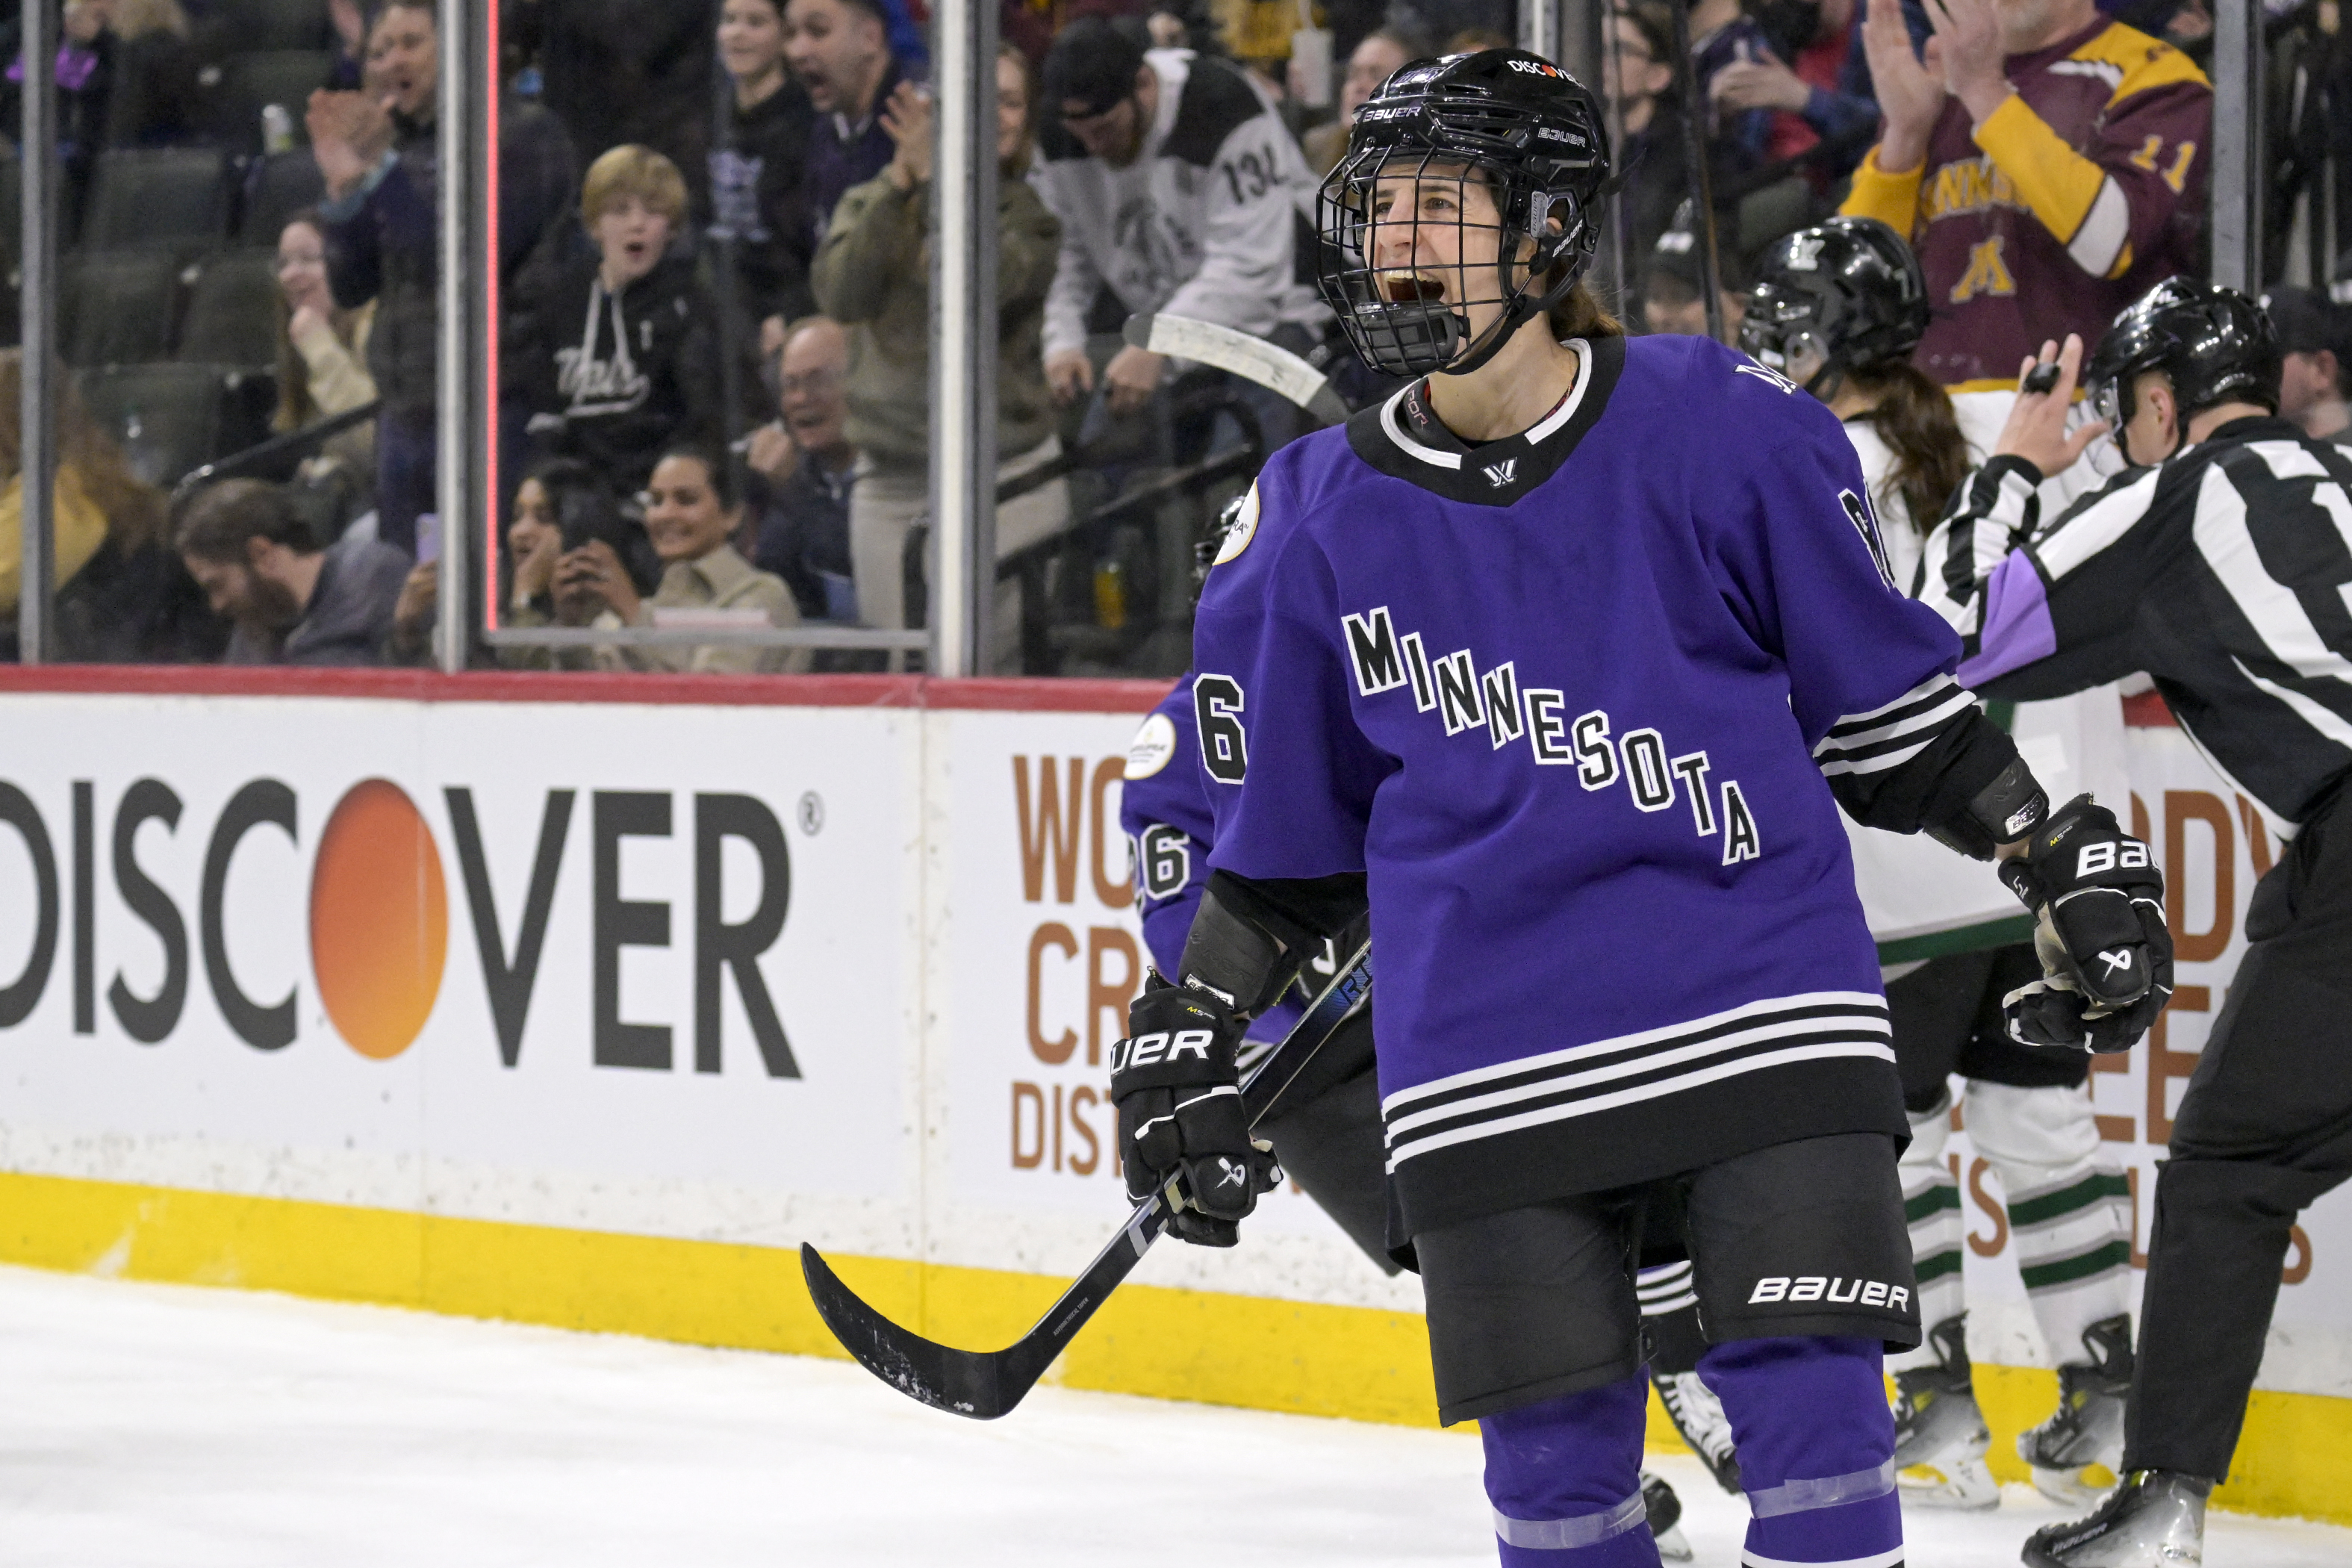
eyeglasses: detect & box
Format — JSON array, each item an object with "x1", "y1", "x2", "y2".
[{"x1": 779, "y1": 369, "x2": 842, "y2": 398}]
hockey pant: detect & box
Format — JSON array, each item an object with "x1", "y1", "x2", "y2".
[
  {"x1": 1482, "y1": 1339, "x2": 1900, "y2": 1568},
  {"x1": 2126, "y1": 785, "x2": 2352, "y2": 1481},
  {"x1": 1894, "y1": 1081, "x2": 2132, "y2": 1372}
]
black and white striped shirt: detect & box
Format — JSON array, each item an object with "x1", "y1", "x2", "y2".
[{"x1": 1920, "y1": 417, "x2": 2352, "y2": 827}]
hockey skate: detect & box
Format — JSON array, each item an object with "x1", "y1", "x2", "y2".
[
  {"x1": 1891, "y1": 1314, "x2": 1999, "y2": 1511},
  {"x1": 1640, "y1": 1470, "x2": 1692, "y2": 1563},
  {"x1": 2019, "y1": 1313, "x2": 2133, "y2": 1505},
  {"x1": 1651, "y1": 1369, "x2": 1740, "y2": 1493},
  {"x1": 2022, "y1": 1468, "x2": 2209, "y2": 1566}
]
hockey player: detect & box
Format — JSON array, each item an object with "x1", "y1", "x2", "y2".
[
  {"x1": 1743, "y1": 217, "x2": 2141, "y2": 1511},
  {"x1": 1121, "y1": 670, "x2": 1722, "y2": 1560},
  {"x1": 1843, "y1": 0, "x2": 2208, "y2": 476},
  {"x1": 1916, "y1": 281, "x2": 2352, "y2": 1568},
  {"x1": 1109, "y1": 49, "x2": 2170, "y2": 1568}
]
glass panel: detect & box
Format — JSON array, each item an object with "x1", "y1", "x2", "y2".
[
  {"x1": 481, "y1": 0, "x2": 931, "y2": 674},
  {"x1": 0, "y1": 1, "x2": 2284, "y2": 671}
]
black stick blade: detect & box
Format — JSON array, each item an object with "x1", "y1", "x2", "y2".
[{"x1": 800, "y1": 1243, "x2": 1013, "y2": 1419}]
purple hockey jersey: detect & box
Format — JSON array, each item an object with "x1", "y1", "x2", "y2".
[
  {"x1": 1119, "y1": 676, "x2": 1306, "y2": 1043},
  {"x1": 1192, "y1": 333, "x2": 1970, "y2": 1234}
]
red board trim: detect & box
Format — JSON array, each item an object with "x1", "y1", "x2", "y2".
[
  {"x1": 2121, "y1": 689, "x2": 2179, "y2": 728},
  {"x1": 0, "y1": 666, "x2": 1175, "y2": 715}
]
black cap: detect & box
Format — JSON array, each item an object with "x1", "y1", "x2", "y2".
[
  {"x1": 1043, "y1": 16, "x2": 1148, "y2": 119},
  {"x1": 2262, "y1": 286, "x2": 2346, "y2": 359},
  {"x1": 1644, "y1": 219, "x2": 1746, "y2": 295}
]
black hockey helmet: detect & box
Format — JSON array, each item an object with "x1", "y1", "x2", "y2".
[
  {"x1": 1739, "y1": 216, "x2": 1928, "y2": 398},
  {"x1": 2084, "y1": 278, "x2": 2280, "y2": 454},
  {"x1": 1315, "y1": 49, "x2": 1611, "y2": 379}
]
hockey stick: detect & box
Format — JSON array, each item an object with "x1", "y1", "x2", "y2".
[
  {"x1": 1123, "y1": 311, "x2": 1354, "y2": 425},
  {"x1": 801, "y1": 933, "x2": 1374, "y2": 1419}
]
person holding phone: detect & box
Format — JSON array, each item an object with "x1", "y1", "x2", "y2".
[{"x1": 553, "y1": 447, "x2": 806, "y2": 675}]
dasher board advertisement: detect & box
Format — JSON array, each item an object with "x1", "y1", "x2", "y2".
[{"x1": 0, "y1": 692, "x2": 925, "y2": 1258}]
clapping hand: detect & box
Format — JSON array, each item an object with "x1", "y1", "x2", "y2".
[
  {"x1": 1858, "y1": 0, "x2": 1947, "y2": 173},
  {"x1": 306, "y1": 87, "x2": 395, "y2": 199},
  {"x1": 880, "y1": 81, "x2": 936, "y2": 190},
  {"x1": 1922, "y1": 0, "x2": 2012, "y2": 125}
]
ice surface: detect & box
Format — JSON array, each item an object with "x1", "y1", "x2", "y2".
[{"x1": 0, "y1": 1263, "x2": 2345, "y2": 1567}]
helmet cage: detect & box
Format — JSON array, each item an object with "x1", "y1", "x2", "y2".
[
  {"x1": 1316, "y1": 142, "x2": 1596, "y2": 379},
  {"x1": 1737, "y1": 280, "x2": 1838, "y2": 391}
]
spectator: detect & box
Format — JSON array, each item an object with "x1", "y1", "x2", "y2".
[
  {"x1": 1641, "y1": 220, "x2": 1750, "y2": 342},
  {"x1": 784, "y1": 0, "x2": 909, "y2": 269},
  {"x1": 536, "y1": 0, "x2": 718, "y2": 201},
  {"x1": 388, "y1": 456, "x2": 656, "y2": 665},
  {"x1": 274, "y1": 211, "x2": 379, "y2": 490},
  {"x1": 1608, "y1": 3, "x2": 1702, "y2": 290},
  {"x1": 86, "y1": 0, "x2": 200, "y2": 149},
  {"x1": 308, "y1": 0, "x2": 441, "y2": 556},
  {"x1": 814, "y1": 45, "x2": 1068, "y2": 659},
  {"x1": 175, "y1": 478, "x2": 409, "y2": 667},
  {"x1": 523, "y1": 145, "x2": 738, "y2": 499},
  {"x1": 22, "y1": 0, "x2": 199, "y2": 232},
  {"x1": 1709, "y1": 0, "x2": 1879, "y2": 181},
  {"x1": 552, "y1": 446, "x2": 809, "y2": 674},
  {"x1": 1035, "y1": 17, "x2": 1326, "y2": 421},
  {"x1": 709, "y1": 0, "x2": 819, "y2": 345},
  {"x1": 0, "y1": 349, "x2": 219, "y2": 662},
  {"x1": 2265, "y1": 286, "x2": 2352, "y2": 447},
  {"x1": 1301, "y1": 24, "x2": 1432, "y2": 175},
  {"x1": 1684, "y1": 0, "x2": 1779, "y2": 169},
  {"x1": 1844, "y1": 0, "x2": 2209, "y2": 452},
  {"x1": 744, "y1": 317, "x2": 859, "y2": 623}
]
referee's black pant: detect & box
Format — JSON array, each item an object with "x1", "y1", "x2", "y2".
[{"x1": 2125, "y1": 782, "x2": 2352, "y2": 1482}]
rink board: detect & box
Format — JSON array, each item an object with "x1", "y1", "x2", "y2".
[{"x1": 0, "y1": 670, "x2": 2346, "y2": 1524}]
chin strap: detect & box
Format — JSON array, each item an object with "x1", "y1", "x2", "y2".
[{"x1": 1440, "y1": 246, "x2": 1590, "y2": 379}]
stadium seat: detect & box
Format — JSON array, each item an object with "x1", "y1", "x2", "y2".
[
  {"x1": 60, "y1": 250, "x2": 185, "y2": 366},
  {"x1": 194, "y1": 0, "x2": 335, "y2": 57},
  {"x1": 206, "y1": 51, "x2": 336, "y2": 157},
  {"x1": 81, "y1": 149, "x2": 231, "y2": 251},
  {"x1": 178, "y1": 250, "x2": 283, "y2": 370},
  {"x1": 77, "y1": 364, "x2": 230, "y2": 490},
  {"x1": 240, "y1": 150, "x2": 326, "y2": 245}
]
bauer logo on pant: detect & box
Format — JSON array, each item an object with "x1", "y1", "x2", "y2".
[{"x1": 1748, "y1": 1276, "x2": 1911, "y2": 1310}]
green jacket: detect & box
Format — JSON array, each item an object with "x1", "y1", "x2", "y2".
[{"x1": 812, "y1": 169, "x2": 1062, "y2": 469}]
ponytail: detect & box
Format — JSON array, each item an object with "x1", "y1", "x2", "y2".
[
  {"x1": 1850, "y1": 361, "x2": 1969, "y2": 535},
  {"x1": 1546, "y1": 277, "x2": 1624, "y2": 343}
]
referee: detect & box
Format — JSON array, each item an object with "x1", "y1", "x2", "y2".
[{"x1": 1917, "y1": 279, "x2": 2352, "y2": 1568}]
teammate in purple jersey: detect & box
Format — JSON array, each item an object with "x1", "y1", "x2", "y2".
[{"x1": 1103, "y1": 49, "x2": 2173, "y2": 1568}]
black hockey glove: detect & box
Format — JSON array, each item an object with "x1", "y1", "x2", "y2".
[
  {"x1": 1997, "y1": 796, "x2": 2172, "y2": 1053},
  {"x1": 1111, "y1": 974, "x2": 1281, "y2": 1246}
]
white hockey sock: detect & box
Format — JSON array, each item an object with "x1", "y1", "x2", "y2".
[
  {"x1": 1967, "y1": 1080, "x2": 2133, "y2": 1364},
  {"x1": 1888, "y1": 1089, "x2": 1964, "y2": 1373}
]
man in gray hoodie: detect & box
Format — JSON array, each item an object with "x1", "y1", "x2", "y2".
[{"x1": 176, "y1": 480, "x2": 410, "y2": 667}]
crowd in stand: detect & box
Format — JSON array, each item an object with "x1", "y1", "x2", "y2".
[{"x1": 0, "y1": 0, "x2": 2325, "y2": 678}]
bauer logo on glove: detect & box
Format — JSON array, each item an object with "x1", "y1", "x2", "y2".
[
  {"x1": 1996, "y1": 796, "x2": 2173, "y2": 1053},
  {"x1": 1110, "y1": 974, "x2": 1282, "y2": 1247}
]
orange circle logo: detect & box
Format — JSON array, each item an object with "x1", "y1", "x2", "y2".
[{"x1": 309, "y1": 780, "x2": 448, "y2": 1061}]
